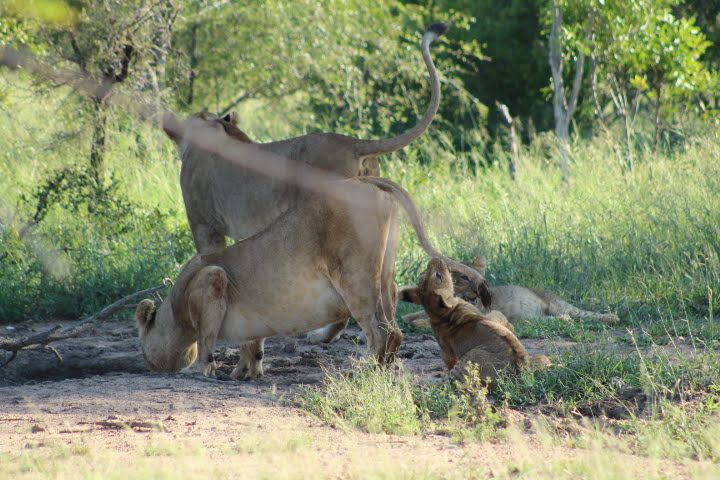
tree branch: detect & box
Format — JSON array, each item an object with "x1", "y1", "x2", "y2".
[
  {"x1": 549, "y1": 0, "x2": 567, "y2": 117},
  {"x1": 218, "y1": 92, "x2": 253, "y2": 117},
  {"x1": 0, "y1": 284, "x2": 165, "y2": 366},
  {"x1": 567, "y1": 10, "x2": 594, "y2": 119}
]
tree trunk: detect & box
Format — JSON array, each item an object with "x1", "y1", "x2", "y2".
[
  {"x1": 497, "y1": 103, "x2": 519, "y2": 180},
  {"x1": 89, "y1": 99, "x2": 107, "y2": 189},
  {"x1": 654, "y1": 83, "x2": 662, "y2": 151},
  {"x1": 555, "y1": 118, "x2": 570, "y2": 182},
  {"x1": 186, "y1": 22, "x2": 199, "y2": 107},
  {"x1": 548, "y1": 1, "x2": 591, "y2": 185}
]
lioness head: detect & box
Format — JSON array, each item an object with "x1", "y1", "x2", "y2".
[
  {"x1": 135, "y1": 299, "x2": 197, "y2": 372},
  {"x1": 451, "y1": 255, "x2": 488, "y2": 304},
  {"x1": 188, "y1": 111, "x2": 253, "y2": 143}
]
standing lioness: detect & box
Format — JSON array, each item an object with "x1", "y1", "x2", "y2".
[{"x1": 136, "y1": 179, "x2": 490, "y2": 378}]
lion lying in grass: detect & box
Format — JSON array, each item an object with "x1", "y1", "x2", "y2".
[
  {"x1": 400, "y1": 258, "x2": 550, "y2": 384},
  {"x1": 404, "y1": 256, "x2": 619, "y2": 329}
]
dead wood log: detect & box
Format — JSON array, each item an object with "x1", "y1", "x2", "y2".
[{"x1": 0, "y1": 284, "x2": 165, "y2": 367}]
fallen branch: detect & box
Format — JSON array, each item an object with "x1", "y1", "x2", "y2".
[{"x1": 0, "y1": 284, "x2": 165, "y2": 366}]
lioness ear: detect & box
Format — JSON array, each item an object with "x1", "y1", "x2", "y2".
[
  {"x1": 222, "y1": 112, "x2": 237, "y2": 124},
  {"x1": 472, "y1": 256, "x2": 487, "y2": 276},
  {"x1": 399, "y1": 286, "x2": 422, "y2": 305},
  {"x1": 136, "y1": 299, "x2": 157, "y2": 332}
]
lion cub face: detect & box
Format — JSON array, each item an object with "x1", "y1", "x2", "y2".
[
  {"x1": 402, "y1": 258, "x2": 459, "y2": 316},
  {"x1": 135, "y1": 299, "x2": 197, "y2": 373}
]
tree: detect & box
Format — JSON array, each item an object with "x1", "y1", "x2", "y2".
[
  {"x1": 15, "y1": 0, "x2": 179, "y2": 188},
  {"x1": 579, "y1": 0, "x2": 715, "y2": 163},
  {"x1": 548, "y1": 0, "x2": 593, "y2": 182}
]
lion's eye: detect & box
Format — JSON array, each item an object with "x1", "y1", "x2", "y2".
[
  {"x1": 435, "y1": 271, "x2": 443, "y2": 280},
  {"x1": 461, "y1": 275, "x2": 469, "y2": 281}
]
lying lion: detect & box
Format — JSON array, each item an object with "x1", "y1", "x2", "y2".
[
  {"x1": 404, "y1": 256, "x2": 619, "y2": 329},
  {"x1": 400, "y1": 258, "x2": 550, "y2": 384},
  {"x1": 136, "y1": 179, "x2": 490, "y2": 378}
]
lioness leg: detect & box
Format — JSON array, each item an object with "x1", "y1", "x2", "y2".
[
  {"x1": 306, "y1": 319, "x2": 350, "y2": 344},
  {"x1": 230, "y1": 338, "x2": 265, "y2": 380},
  {"x1": 181, "y1": 266, "x2": 228, "y2": 377},
  {"x1": 193, "y1": 224, "x2": 266, "y2": 379},
  {"x1": 330, "y1": 242, "x2": 402, "y2": 363}
]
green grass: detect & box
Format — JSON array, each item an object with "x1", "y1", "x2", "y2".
[
  {"x1": 2, "y1": 72, "x2": 720, "y2": 327},
  {"x1": 296, "y1": 360, "x2": 422, "y2": 435}
]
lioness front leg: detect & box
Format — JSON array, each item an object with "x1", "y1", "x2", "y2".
[
  {"x1": 181, "y1": 266, "x2": 228, "y2": 377},
  {"x1": 230, "y1": 338, "x2": 265, "y2": 380}
]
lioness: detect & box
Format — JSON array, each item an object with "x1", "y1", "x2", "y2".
[
  {"x1": 400, "y1": 258, "x2": 550, "y2": 384},
  {"x1": 404, "y1": 256, "x2": 619, "y2": 328},
  {"x1": 163, "y1": 23, "x2": 448, "y2": 255},
  {"x1": 163, "y1": 23, "x2": 450, "y2": 371},
  {"x1": 136, "y1": 179, "x2": 491, "y2": 378}
]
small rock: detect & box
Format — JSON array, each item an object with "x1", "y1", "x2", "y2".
[
  {"x1": 399, "y1": 349, "x2": 415, "y2": 359},
  {"x1": 31, "y1": 425, "x2": 45, "y2": 433},
  {"x1": 282, "y1": 341, "x2": 298, "y2": 353}
]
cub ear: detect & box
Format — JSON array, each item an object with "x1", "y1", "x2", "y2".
[
  {"x1": 135, "y1": 299, "x2": 157, "y2": 332},
  {"x1": 471, "y1": 255, "x2": 487, "y2": 276},
  {"x1": 399, "y1": 286, "x2": 422, "y2": 305},
  {"x1": 222, "y1": 112, "x2": 238, "y2": 124},
  {"x1": 477, "y1": 279, "x2": 492, "y2": 309},
  {"x1": 437, "y1": 291, "x2": 459, "y2": 309}
]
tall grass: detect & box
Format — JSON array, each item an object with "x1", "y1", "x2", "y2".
[{"x1": 1, "y1": 72, "x2": 719, "y2": 327}]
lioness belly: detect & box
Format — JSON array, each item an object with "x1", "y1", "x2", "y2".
[{"x1": 218, "y1": 279, "x2": 348, "y2": 341}]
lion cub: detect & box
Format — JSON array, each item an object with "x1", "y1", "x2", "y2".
[
  {"x1": 405, "y1": 256, "x2": 619, "y2": 329},
  {"x1": 401, "y1": 258, "x2": 550, "y2": 383}
]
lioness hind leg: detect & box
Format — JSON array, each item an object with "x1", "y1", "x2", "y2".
[
  {"x1": 332, "y1": 281, "x2": 401, "y2": 364},
  {"x1": 231, "y1": 338, "x2": 265, "y2": 380},
  {"x1": 306, "y1": 319, "x2": 350, "y2": 344},
  {"x1": 192, "y1": 223, "x2": 226, "y2": 255},
  {"x1": 181, "y1": 266, "x2": 228, "y2": 377}
]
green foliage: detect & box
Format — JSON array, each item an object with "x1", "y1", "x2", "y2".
[
  {"x1": 632, "y1": 396, "x2": 720, "y2": 461},
  {"x1": 297, "y1": 361, "x2": 506, "y2": 440},
  {"x1": 495, "y1": 344, "x2": 720, "y2": 410},
  {"x1": 513, "y1": 316, "x2": 608, "y2": 342},
  {"x1": 296, "y1": 360, "x2": 421, "y2": 435},
  {"x1": 445, "y1": 363, "x2": 505, "y2": 441},
  {"x1": 495, "y1": 348, "x2": 644, "y2": 408}
]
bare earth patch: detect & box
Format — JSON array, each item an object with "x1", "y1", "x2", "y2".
[{"x1": 0, "y1": 318, "x2": 716, "y2": 479}]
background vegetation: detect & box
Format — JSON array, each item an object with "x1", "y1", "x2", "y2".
[
  {"x1": 0, "y1": 0, "x2": 719, "y2": 340},
  {"x1": 2, "y1": 3, "x2": 720, "y2": 473}
]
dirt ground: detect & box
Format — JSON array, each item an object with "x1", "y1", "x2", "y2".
[{"x1": 0, "y1": 318, "x2": 715, "y2": 479}]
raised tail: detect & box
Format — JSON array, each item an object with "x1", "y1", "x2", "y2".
[
  {"x1": 358, "y1": 176, "x2": 491, "y2": 308},
  {"x1": 354, "y1": 23, "x2": 447, "y2": 158}
]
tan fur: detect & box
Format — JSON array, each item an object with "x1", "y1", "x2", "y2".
[
  {"x1": 406, "y1": 255, "x2": 619, "y2": 328},
  {"x1": 164, "y1": 26, "x2": 450, "y2": 370},
  {"x1": 166, "y1": 27, "x2": 446, "y2": 255},
  {"x1": 400, "y1": 258, "x2": 550, "y2": 386},
  {"x1": 136, "y1": 178, "x2": 470, "y2": 378}
]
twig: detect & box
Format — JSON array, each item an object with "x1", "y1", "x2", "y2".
[{"x1": 0, "y1": 284, "x2": 165, "y2": 366}]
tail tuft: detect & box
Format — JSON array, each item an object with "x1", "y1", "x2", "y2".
[{"x1": 427, "y1": 22, "x2": 448, "y2": 37}]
